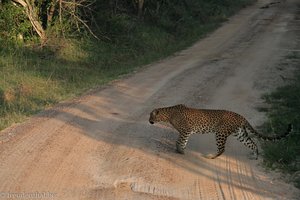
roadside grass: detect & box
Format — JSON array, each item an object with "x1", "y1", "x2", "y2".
[
  {"x1": 0, "y1": 0, "x2": 255, "y2": 130},
  {"x1": 261, "y1": 52, "x2": 300, "y2": 189}
]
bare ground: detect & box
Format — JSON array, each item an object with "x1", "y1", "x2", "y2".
[{"x1": 1, "y1": 0, "x2": 300, "y2": 199}]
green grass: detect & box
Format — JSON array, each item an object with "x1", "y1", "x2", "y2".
[
  {"x1": 0, "y1": 0, "x2": 255, "y2": 130},
  {"x1": 261, "y1": 52, "x2": 300, "y2": 188}
]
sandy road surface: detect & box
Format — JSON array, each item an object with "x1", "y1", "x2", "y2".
[{"x1": 1, "y1": 0, "x2": 300, "y2": 199}]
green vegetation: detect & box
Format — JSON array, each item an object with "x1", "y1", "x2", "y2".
[
  {"x1": 261, "y1": 52, "x2": 300, "y2": 189},
  {"x1": 0, "y1": 0, "x2": 255, "y2": 130}
]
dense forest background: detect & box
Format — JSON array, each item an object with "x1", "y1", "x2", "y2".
[
  {"x1": 1, "y1": 0, "x2": 253, "y2": 43},
  {"x1": 0, "y1": 0, "x2": 254, "y2": 130}
]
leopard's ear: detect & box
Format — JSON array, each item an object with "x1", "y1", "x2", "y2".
[{"x1": 151, "y1": 109, "x2": 159, "y2": 115}]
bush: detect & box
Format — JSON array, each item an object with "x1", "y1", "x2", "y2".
[
  {"x1": 262, "y1": 53, "x2": 300, "y2": 188},
  {"x1": 0, "y1": 3, "x2": 33, "y2": 42}
]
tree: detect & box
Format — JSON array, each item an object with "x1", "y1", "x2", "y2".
[
  {"x1": 137, "y1": 0, "x2": 144, "y2": 19},
  {"x1": 10, "y1": 0, "x2": 97, "y2": 43},
  {"x1": 12, "y1": 0, "x2": 46, "y2": 42}
]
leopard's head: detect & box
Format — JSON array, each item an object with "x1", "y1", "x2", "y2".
[
  {"x1": 149, "y1": 108, "x2": 165, "y2": 124},
  {"x1": 149, "y1": 104, "x2": 184, "y2": 124}
]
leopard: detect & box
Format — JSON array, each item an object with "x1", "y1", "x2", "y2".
[{"x1": 149, "y1": 104, "x2": 292, "y2": 159}]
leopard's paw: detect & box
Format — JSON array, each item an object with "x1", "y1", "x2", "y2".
[
  {"x1": 176, "y1": 147, "x2": 185, "y2": 154},
  {"x1": 204, "y1": 154, "x2": 217, "y2": 159}
]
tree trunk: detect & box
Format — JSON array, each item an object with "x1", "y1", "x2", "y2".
[
  {"x1": 138, "y1": 0, "x2": 144, "y2": 19},
  {"x1": 12, "y1": 0, "x2": 46, "y2": 42},
  {"x1": 47, "y1": 0, "x2": 57, "y2": 26}
]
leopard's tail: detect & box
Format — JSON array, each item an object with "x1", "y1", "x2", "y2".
[{"x1": 244, "y1": 122, "x2": 292, "y2": 141}]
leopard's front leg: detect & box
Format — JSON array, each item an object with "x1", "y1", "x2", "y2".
[{"x1": 176, "y1": 133, "x2": 190, "y2": 154}]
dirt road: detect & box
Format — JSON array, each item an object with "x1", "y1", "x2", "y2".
[{"x1": 1, "y1": 0, "x2": 300, "y2": 199}]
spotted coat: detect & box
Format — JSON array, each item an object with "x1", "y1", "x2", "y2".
[{"x1": 149, "y1": 104, "x2": 291, "y2": 159}]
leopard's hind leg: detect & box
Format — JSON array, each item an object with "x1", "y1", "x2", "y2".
[
  {"x1": 205, "y1": 133, "x2": 227, "y2": 159},
  {"x1": 234, "y1": 127, "x2": 258, "y2": 159}
]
